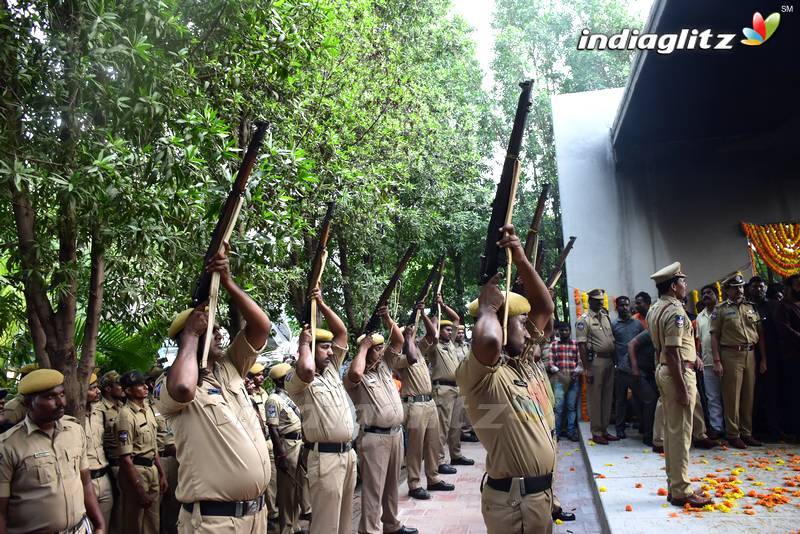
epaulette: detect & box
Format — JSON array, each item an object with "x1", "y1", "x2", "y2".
[
  {"x1": 0, "y1": 421, "x2": 26, "y2": 441},
  {"x1": 62, "y1": 414, "x2": 78, "y2": 423}
]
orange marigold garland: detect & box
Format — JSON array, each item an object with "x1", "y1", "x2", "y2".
[{"x1": 742, "y1": 222, "x2": 800, "y2": 277}]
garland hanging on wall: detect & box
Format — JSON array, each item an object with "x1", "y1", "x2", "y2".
[{"x1": 742, "y1": 222, "x2": 800, "y2": 277}]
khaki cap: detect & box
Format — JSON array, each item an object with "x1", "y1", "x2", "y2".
[
  {"x1": 356, "y1": 333, "x2": 385, "y2": 345},
  {"x1": 89, "y1": 372, "x2": 98, "y2": 385},
  {"x1": 315, "y1": 328, "x2": 334, "y2": 342},
  {"x1": 650, "y1": 262, "x2": 687, "y2": 284},
  {"x1": 19, "y1": 363, "x2": 39, "y2": 376},
  {"x1": 439, "y1": 320, "x2": 453, "y2": 327},
  {"x1": 467, "y1": 292, "x2": 531, "y2": 317},
  {"x1": 249, "y1": 362, "x2": 266, "y2": 375},
  {"x1": 269, "y1": 363, "x2": 292, "y2": 380},
  {"x1": 168, "y1": 308, "x2": 194, "y2": 339},
  {"x1": 18, "y1": 369, "x2": 64, "y2": 395}
]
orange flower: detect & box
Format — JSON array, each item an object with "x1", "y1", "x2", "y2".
[
  {"x1": 625, "y1": 504, "x2": 633, "y2": 512},
  {"x1": 744, "y1": 509, "x2": 756, "y2": 516},
  {"x1": 635, "y1": 483, "x2": 643, "y2": 489},
  {"x1": 657, "y1": 488, "x2": 668, "y2": 496}
]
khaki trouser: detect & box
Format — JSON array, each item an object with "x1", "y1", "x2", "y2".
[
  {"x1": 90, "y1": 471, "x2": 114, "y2": 528},
  {"x1": 656, "y1": 364, "x2": 696, "y2": 500},
  {"x1": 109, "y1": 464, "x2": 122, "y2": 533},
  {"x1": 720, "y1": 347, "x2": 756, "y2": 438},
  {"x1": 178, "y1": 504, "x2": 268, "y2": 533},
  {"x1": 588, "y1": 356, "x2": 615, "y2": 436},
  {"x1": 404, "y1": 400, "x2": 442, "y2": 490},
  {"x1": 433, "y1": 384, "x2": 463, "y2": 464},
  {"x1": 653, "y1": 388, "x2": 707, "y2": 446},
  {"x1": 267, "y1": 439, "x2": 278, "y2": 522},
  {"x1": 277, "y1": 438, "x2": 304, "y2": 534},
  {"x1": 358, "y1": 430, "x2": 403, "y2": 534},
  {"x1": 160, "y1": 455, "x2": 180, "y2": 533},
  {"x1": 481, "y1": 484, "x2": 553, "y2": 534},
  {"x1": 118, "y1": 463, "x2": 160, "y2": 534},
  {"x1": 307, "y1": 447, "x2": 357, "y2": 534},
  {"x1": 457, "y1": 393, "x2": 471, "y2": 432}
]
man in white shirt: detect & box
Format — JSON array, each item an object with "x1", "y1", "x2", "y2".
[{"x1": 696, "y1": 284, "x2": 723, "y2": 438}]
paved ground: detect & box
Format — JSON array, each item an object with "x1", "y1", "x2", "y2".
[{"x1": 579, "y1": 421, "x2": 800, "y2": 534}]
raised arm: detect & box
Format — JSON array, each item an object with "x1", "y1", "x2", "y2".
[
  {"x1": 380, "y1": 305, "x2": 403, "y2": 353},
  {"x1": 166, "y1": 306, "x2": 207, "y2": 403},
  {"x1": 472, "y1": 273, "x2": 505, "y2": 366},
  {"x1": 418, "y1": 302, "x2": 437, "y2": 343},
  {"x1": 347, "y1": 336, "x2": 374, "y2": 385},
  {"x1": 498, "y1": 224, "x2": 554, "y2": 332},
  {"x1": 403, "y1": 324, "x2": 421, "y2": 365},
  {"x1": 437, "y1": 295, "x2": 461, "y2": 329},
  {"x1": 311, "y1": 287, "x2": 347, "y2": 348},
  {"x1": 295, "y1": 325, "x2": 315, "y2": 383}
]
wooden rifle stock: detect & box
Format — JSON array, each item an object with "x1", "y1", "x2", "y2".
[
  {"x1": 524, "y1": 183, "x2": 550, "y2": 266},
  {"x1": 303, "y1": 202, "x2": 336, "y2": 358},
  {"x1": 409, "y1": 255, "x2": 445, "y2": 328},
  {"x1": 546, "y1": 236, "x2": 576, "y2": 289},
  {"x1": 362, "y1": 243, "x2": 417, "y2": 334}
]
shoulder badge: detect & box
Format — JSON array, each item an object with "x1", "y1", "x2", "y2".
[
  {"x1": 118, "y1": 430, "x2": 129, "y2": 444},
  {"x1": 154, "y1": 382, "x2": 162, "y2": 399},
  {"x1": 267, "y1": 404, "x2": 278, "y2": 418},
  {"x1": 710, "y1": 311, "x2": 717, "y2": 320},
  {"x1": 206, "y1": 387, "x2": 221, "y2": 395},
  {"x1": 577, "y1": 322, "x2": 585, "y2": 331},
  {"x1": 676, "y1": 315, "x2": 685, "y2": 328}
]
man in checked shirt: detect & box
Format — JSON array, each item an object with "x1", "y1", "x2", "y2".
[{"x1": 546, "y1": 322, "x2": 582, "y2": 442}]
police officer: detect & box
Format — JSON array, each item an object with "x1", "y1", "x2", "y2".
[
  {"x1": 98, "y1": 369, "x2": 126, "y2": 531},
  {"x1": 85, "y1": 372, "x2": 115, "y2": 526},
  {"x1": 647, "y1": 262, "x2": 712, "y2": 508},
  {"x1": 266, "y1": 363, "x2": 306, "y2": 534},
  {"x1": 387, "y1": 314, "x2": 452, "y2": 500},
  {"x1": 249, "y1": 362, "x2": 279, "y2": 531},
  {"x1": 456, "y1": 223, "x2": 556, "y2": 533},
  {"x1": 711, "y1": 272, "x2": 767, "y2": 449},
  {"x1": 0, "y1": 369, "x2": 107, "y2": 533},
  {"x1": 452, "y1": 325, "x2": 477, "y2": 442},
  {"x1": 418, "y1": 296, "x2": 474, "y2": 472},
  {"x1": 146, "y1": 368, "x2": 180, "y2": 534},
  {"x1": 155, "y1": 244, "x2": 272, "y2": 533},
  {"x1": 116, "y1": 370, "x2": 167, "y2": 534},
  {"x1": 576, "y1": 289, "x2": 618, "y2": 445},
  {"x1": 285, "y1": 287, "x2": 356, "y2": 534},
  {"x1": 345, "y1": 306, "x2": 417, "y2": 534},
  {"x1": 0, "y1": 363, "x2": 39, "y2": 427}
]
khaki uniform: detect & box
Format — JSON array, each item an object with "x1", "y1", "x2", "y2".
[
  {"x1": 576, "y1": 308, "x2": 615, "y2": 437},
  {"x1": 344, "y1": 360, "x2": 404, "y2": 534},
  {"x1": 652, "y1": 391, "x2": 707, "y2": 447},
  {"x1": 648, "y1": 296, "x2": 697, "y2": 499},
  {"x1": 711, "y1": 299, "x2": 760, "y2": 439},
  {"x1": 252, "y1": 389, "x2": 279, "y2": 524},
  {"x1": 85, "y1": 400, "x2": 115, "y2": 527},
  {"x1": 155, "y1": 332, "x2": 271, "y2": 534},
  {"x1": 456, "y1": 351, "x2": 557, "y2": 534},
  {"x1": 0, "y1": 416, "x2": 92, "y2": 533},
  {"x1": 2, "y1": 396, "x2": 26, "y2": 425},
  {"x1": 149, "y1": 398, "x2": 179, "y2": 533},
  {"x1": 98, "y1": 395, "x2": 124, "y2": 531},
  {"x1": 452, "y1": 341, "x2": 472, "y2": 432},
  {"x1": 286, "y1": 343, "x2": 356, "y2": 534},
  {"x1": 419, "y1": 337, "x2": 464, "y2": 464},
  {"x1": 385, "y1": 346, "x2": 442, "y2": 490},
  {"x1": 266, "y1": 388, "x2": 307, "y2": 534},
  {"x1": 115, "y1": 401, "x2": 161, "y2": 534}
]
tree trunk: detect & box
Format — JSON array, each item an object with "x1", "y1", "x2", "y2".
[{"x1": 449, "y1": 249, "x2": 465, "y2": 319}]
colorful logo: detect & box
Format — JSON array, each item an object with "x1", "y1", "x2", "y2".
[{"x1": 741, "y1": 12, "x2": 780, "y2": 45}]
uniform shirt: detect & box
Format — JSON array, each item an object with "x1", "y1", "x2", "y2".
[
  {"x1": 384, "y1": 346, "x2": 433, "y2": 397},
  {"x1": 452, "y1": 341, "x2": 470, "y2": 363},
  {"x1": 115, "y1": 401, "x2": 158, "y2": 460},
  {"x1": 647, "y1": 296, "x2": 696, "y2": 363},
  {"x1": 251, "y1": 389, "x2": 269, "y2": 424},
  {"x1": 456, "y1": 351, "x2": 556, "y2": 479},
  {"x1": 575, "y1": 308, "x2": 615, "y2": 354},
  {"x1": 522, "y1": 359, "x2": 556, "y2": 431},
  {"x1": 344, "y1": 360, "x2": 404, "y2": 428},
  {"x1": 695, "y1": 307, "x2": 715, "y2": 366},
  {"x1": 611, "y1": 317, "x2": 644, "y2": 373},
  {"x1": 98, "y1": 396, "x2": 121, "y2": 460},
  {"x1": 710, "y1": 299, "x2": 760, "y2": 346},
  {"x1": 418, "y1": 338, "x2": 460, "y2": 382},
  {"x1": 285, "y1": 343, "x2": 354, "y2": 443},
  {"x1": 84, "y1": 400, "x2": 109, "y2": 470},
  {"x1": 0, "y1": 416, "x2": 88, "y2": 533},
  {"x1": 2, "y1": 396, "x2": 26, "y2": 425},
  {"x1": 147, "y1": 398, "x2": 175, "y2": 453},
  {"x1": 155, "y1": 331, "x2": 271, "y2": 503},
  {"x1": 548, "y1": 338, "x2": 580, "y2": 372},
  {"x1": 265, "y1": 389, "x2": 302, "y2": 436}
]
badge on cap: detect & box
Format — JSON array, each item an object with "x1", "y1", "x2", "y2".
[
  {"x1": 676, "y1": 315, "x2": 685, "y2": 328},
  {"x1": 577, "y1": 322, "x2": 585, "y2": 330},
  {"x1": 118, "y1": 431, "x2": 129, "y2": 444},
  {"x1": 267, "y1": 404, "x2": 277, "y2": 418}
]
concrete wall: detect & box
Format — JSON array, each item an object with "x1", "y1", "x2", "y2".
[{"x1": 552, "y1": 89, "x2": 800, "y2": 323}]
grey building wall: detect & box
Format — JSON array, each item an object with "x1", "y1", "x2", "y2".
[{"x1": 552, "y1": 89, "x2": 799, "y2": 323}]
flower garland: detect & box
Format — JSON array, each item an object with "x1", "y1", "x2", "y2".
[{"x1": 742, "y1": 222, "x2": 800, "y2": 277}]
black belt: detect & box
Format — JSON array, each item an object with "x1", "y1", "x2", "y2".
[
  {"x1": 282, "y1": 431, "x2": 302, "y2": 441},
  {"x1": 132, "y1": 456, "x2": 155, "y2": 467},
  {"x1": 90, "y1": 467, "x2": 108, "y2": 479},
  {"x1": 405, "y1": 394, "x2": 432, "y2": 403},
  {"x1": 721, "y1": 344, "x2": 755, "y2": 352},
  {"x1": 60, "y1": 515, "x2": 87, "y2": 534},
  {"x1": 364, "y1": 425, "x2": 401, "y2": 434},
  {"x1": 159, "y1": 449, "x2": 176, "y2": 457},
  {"x1": 433, "y1": 379, "x2": 457, "y2": 387},
  {"x1": 486, "y1": 473, "x2": 553, "y2": 496},
  {"x1": 182, "y1": 493, "x2": 266, "y2": 517},
  {"x1": 107, "y1": 458, "x2": 119, "y2": 467},
  {"x1": 305, "y1": 441, "x2": 353, "y2": 453}
]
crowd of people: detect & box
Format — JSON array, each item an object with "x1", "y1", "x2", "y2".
[{"x1": 0, "y1": 224, "x2": 798, "y2": 533}]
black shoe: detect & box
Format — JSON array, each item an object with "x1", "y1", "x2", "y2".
[
  {"x1": 408, "y1": 487, "x2": 430, "y2": 500},
  {"x1": 643, "y1": 437, "x2": 653, "y2": 446},
  {"x1": 616, "y1": 431, "x2": 627, "y2": 440},
  {"x1": 427, "y1": 480, "x2": 455, "y2": 491},
  {"x1": 437, "y1": 464, "x2": 457, "y2": 474},
  {"x1": 652, "y1": 445, "x2": 664, "y2": 453},
  {"x1": 388, "y1": 527, "x2": 419, "y2": 534},
  {"x1": 567, "y1": 433, "x2": 579, "y2": 442},
  {"x1": 299, "y1": 512, "x2": 311, "y2": 521},
  {"x1": 460, "y1": 432, "x2": 479, "y2": 442},
  {"x1": 552, "y1": 509, "x2": 577, "y2": 521},
  {"x1": 451, "y1": 456, "x2": 475, "y2": 466}
]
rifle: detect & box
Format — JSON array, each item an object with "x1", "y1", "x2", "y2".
[
  {"x1": 361, "y1": 243, "x2": 417, "y2": 335},
  {"x1": 192, "y1": 121, "x2": 268, "y2": 375},
  {"x1": 478, "y1": 80, "x2": 534, "y2": 343},
  {"x1": 524, "y1": 183, "x2": 550, "y2": 266},
  {"x1": 408, "y1": 255, "x2": 445, "y2": 329},
  {"x1": 303, "y1": 202, "x2": 336, "y2": 357},
  {"x1": 546, "y1": 236, "x2": 576, "y2": 290}
]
